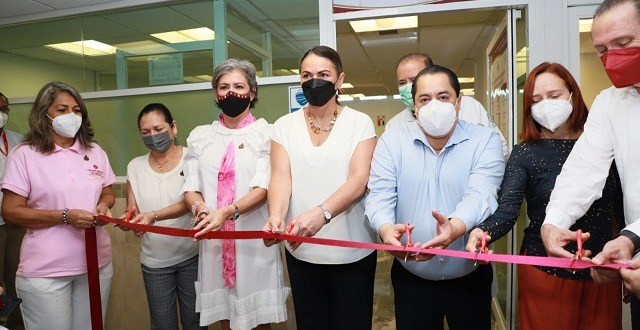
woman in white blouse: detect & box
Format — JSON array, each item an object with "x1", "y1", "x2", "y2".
[
  {"x1": 263, "y1": 46, "x2": 378, "y2": 330},
  {"x1": 122, "y1": 103, "x2": 202, "y2": 330},
  {"x1": 182, "y1": 59, "x2": 289, "y2": 330}
]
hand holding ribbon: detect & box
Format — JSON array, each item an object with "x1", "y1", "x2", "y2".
[
  {"x1": 262, "y1": 215, "x2": 286, "y2": 247},
  {"x1": 287, "y1": 207, "x2": 326, "y2": 251},
  {"x1": 541, "y1": 224, "x2": 591, "y2": 259},
  {"x1": 591, "y1": 235, "x2": 634, "y2": 284}
]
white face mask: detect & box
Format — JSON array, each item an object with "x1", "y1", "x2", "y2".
[
  {"x1": 48, "y1": 113, "x2": 82, "y2": 138},
  {"x1": 0, "y1": 112, "x2": 8, "y2": 128},
  {"x1": 531, "y1": 94, "x2": 573, "y2": 132},
  {"x1": 417, "y1": 99, "x2": 458, "y2": 137}
]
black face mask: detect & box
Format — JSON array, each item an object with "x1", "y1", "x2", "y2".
[
  {"x1": 216, "y1": 91, "x2": 251, "y2": 117},
  {"x1": 302, "y1": 78, "x2": 337, "y2": 107}
]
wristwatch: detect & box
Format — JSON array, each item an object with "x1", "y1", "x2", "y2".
[{"x1": 318, "y1": 204, "x2": 332, "y2": 224}]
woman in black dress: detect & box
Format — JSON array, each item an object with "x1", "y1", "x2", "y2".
[{"x1": 467, "y1": 62, "x2": 624, "y2": 330}]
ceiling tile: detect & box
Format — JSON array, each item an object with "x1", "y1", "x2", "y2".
[{"x1": 0, "y1": 0, "x2": 53, "y2": 18}]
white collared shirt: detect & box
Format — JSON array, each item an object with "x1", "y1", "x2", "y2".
[{"x1": 544, "y1": 86, "x2": 640, "y2": 235}]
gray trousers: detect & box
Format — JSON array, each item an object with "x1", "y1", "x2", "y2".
[{"x1": 141, "y1": 256, "x2": 204, "y2": 330}]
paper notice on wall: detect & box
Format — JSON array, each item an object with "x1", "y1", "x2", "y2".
[{"x1": 148, "y1": 54, "x2": 184, "y2": 86}]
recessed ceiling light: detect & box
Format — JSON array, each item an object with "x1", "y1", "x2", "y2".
[
  {"x1": 46, "y1": 40, "x2": 116, "y2": 56},
  {"x1": 461, "y1": 88, "x2": 475, "y2": 95},
  {"x1": 152, "y1": 27, "x2": 215, "y2": 43},
  {"x1": 458, "y1": 77, "x2": 475, "y2": 84},
  {"x1": 349, "y1": 16, "x2": 418, "y2": 33},
  {"x1": 341, "y1": 83, "x2": 354, "y2": 89}
]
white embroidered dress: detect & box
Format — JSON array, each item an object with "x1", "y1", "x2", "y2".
[{"x1": 181, "y1": 118, "x2": 290, "y2": 329}]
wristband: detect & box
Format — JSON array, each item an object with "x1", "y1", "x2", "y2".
[
  {"x1": 62, "y1": 208, "x2": 69, "y2": 225},
  {"x1": 231, "y1": 203, "x2": 239, "y2": 221},
  {"x1": 191, "y1": 201, "x2": 205, "y2": 216}
]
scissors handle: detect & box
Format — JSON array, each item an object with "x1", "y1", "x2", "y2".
[
  {"x1": 404, "y1": 222, "x2": 413, "y2": 248},
  {"x1": 576, "y1": 229, "x2": 583, "y2": 259}
]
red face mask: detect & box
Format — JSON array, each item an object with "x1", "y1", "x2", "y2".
[{"x1": 600, "y1": 47, "x2": 640, "y2": 88}]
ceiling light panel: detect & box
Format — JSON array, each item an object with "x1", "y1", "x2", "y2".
[{"x1": 349, "y1": 16, "x2": 418, "y2": 33}]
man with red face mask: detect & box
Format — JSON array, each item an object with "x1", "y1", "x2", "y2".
[{"x1": 540, "y1": 0, "x2": 640, "y2": 324}]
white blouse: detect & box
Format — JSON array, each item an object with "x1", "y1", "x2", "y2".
[
  {"x1": 272, "y1": 106, "x2": 378, "y2": 265},
  {"x1": 181, "y1": 119, "x2": 289, "y2": 329},
  {"x1": 126, "y1": 147, "x2": 199, "y2": 268}
]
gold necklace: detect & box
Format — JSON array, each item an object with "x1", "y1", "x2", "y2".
[
  {"x1": 150, "y1": 146, "x2": 179, "y2": 172},
  {"x1": 307, "y1": 110, "x2": 338, "y2": 134}
]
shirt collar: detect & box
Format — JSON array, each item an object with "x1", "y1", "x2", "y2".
[
  {"x1": 53, "y1": 139, "x2": 82, "y2": 153},
  {"x1": 410, "y1": 121, "x2": 470, "y2": 149}
]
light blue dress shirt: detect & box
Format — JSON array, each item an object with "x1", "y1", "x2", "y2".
[{"x1": 365, "y1": 120, "x2": 505, "y2": 280}]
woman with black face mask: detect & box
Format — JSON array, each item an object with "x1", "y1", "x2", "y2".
[
  {"x1": 263, "y1": 46, "x2": 378, "y2": 330},
  {"x1": 121, "y1": 103, "x2": 202, "y2": 330},
  {"x1": 182, "y1": 59, "x2": 290, "y2": 330}
]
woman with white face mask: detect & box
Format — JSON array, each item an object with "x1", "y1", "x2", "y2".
[
  {"x1": 467, "y1": 63, "x2": 623, "y2": 329},
  {"x1": 0, "y1": 81, "x2": 116, "y2": 329}
]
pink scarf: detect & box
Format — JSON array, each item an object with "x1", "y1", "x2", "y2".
[{"x1": 217, "y1": 113, "x2": 256, "y2": 287}]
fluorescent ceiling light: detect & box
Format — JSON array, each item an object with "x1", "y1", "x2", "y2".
[
  {"x1": 516, "y1": 47, "x2": 528, "y2": 59},
  {"x1": 458, "y1": 77, "x2": 474, "y2": 84},
  {"x1": 360, "y1": 95, "x2": 388, "y2": 101},
  {"x1": 289, "y1": 69, "x2": 300, "y2": 74},
  {"x1": 338, "y1": 95, "x2": 354, "y2": 102},
  {"x1": 46, "y1": 40, "x2": 116, "y2": 56},
  {"x1": 393, "y1": 94, "x2": 401, "y2": 100},
  {"x1": 113, "y1": 40, "x2": 174, "y2": 56},
  {"x1": 349, "y1": 16, "x2": 418, "y2": 33},
  {"x1": 152, "y1": 27, "x2": 215, "y2": 43},
  {"x1": 351, "y1": 93, "x2": 365, "y2": 98},
  {"x1": 360, "y1": 31, "x2": 417, "y2": 47},
  {"x1": 579, "y1": 19, "x2": 593, "y2": 33},
  {"x1": 461, "y1": 88, "x2": 475, "y2": 95},
  {"x1": 341, "y1": 83, "x2": 354, "y2": 89}
]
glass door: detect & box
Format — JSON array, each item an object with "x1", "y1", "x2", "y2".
[{"x1": 332, "y1": 4, "x2": 526, "y2": 329}]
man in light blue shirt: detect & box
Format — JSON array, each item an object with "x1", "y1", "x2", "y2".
[{"x1": 365, "y1": 65, "x2": 504, "y2": 330}]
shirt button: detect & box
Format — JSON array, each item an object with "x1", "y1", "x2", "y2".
[{"x1": 439, "y1": 257, "x2": 445, "y2": 262}]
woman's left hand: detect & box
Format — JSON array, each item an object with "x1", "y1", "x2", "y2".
[
  {"x1": 288, "y1": 207, "x2": 326, "y2": 251},
  {"x1": 93, "y1": 203, "x2": 112, "y2": 226},
  {"x1": 193, "y1": 205, "x2": 234, "y2": 238}
]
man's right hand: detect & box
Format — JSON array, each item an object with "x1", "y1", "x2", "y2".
[
  {"x1": 379, "y1": 223, "x2": 417, "y2": 260},
  {"x1": 541, "y1": 224, "x2": 590, "y2": 258}
]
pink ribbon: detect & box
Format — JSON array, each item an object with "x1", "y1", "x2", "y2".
[{"x1": 217, "y1": 113, "x2": 256, "y2": 287}]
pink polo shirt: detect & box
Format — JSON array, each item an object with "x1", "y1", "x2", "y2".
[{"x1": 1, "y1": 140, "x2": 115, "y2": 278}]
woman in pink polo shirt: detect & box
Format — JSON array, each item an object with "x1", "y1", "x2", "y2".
[{"x1": 0, "y1": 81, "x2": 116, "y2": 329}]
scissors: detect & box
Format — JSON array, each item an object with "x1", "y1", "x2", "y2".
[
  {"x1": 403, "y1": 222, "x2": 413, "y2": 262},
  {"x1": 474, "y1": 231, "x2": 489, "y2": 267}
]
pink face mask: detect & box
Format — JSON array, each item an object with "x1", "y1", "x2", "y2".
[{"x1": 600, "y1": 47, "x2": 640, "y2": 88}]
